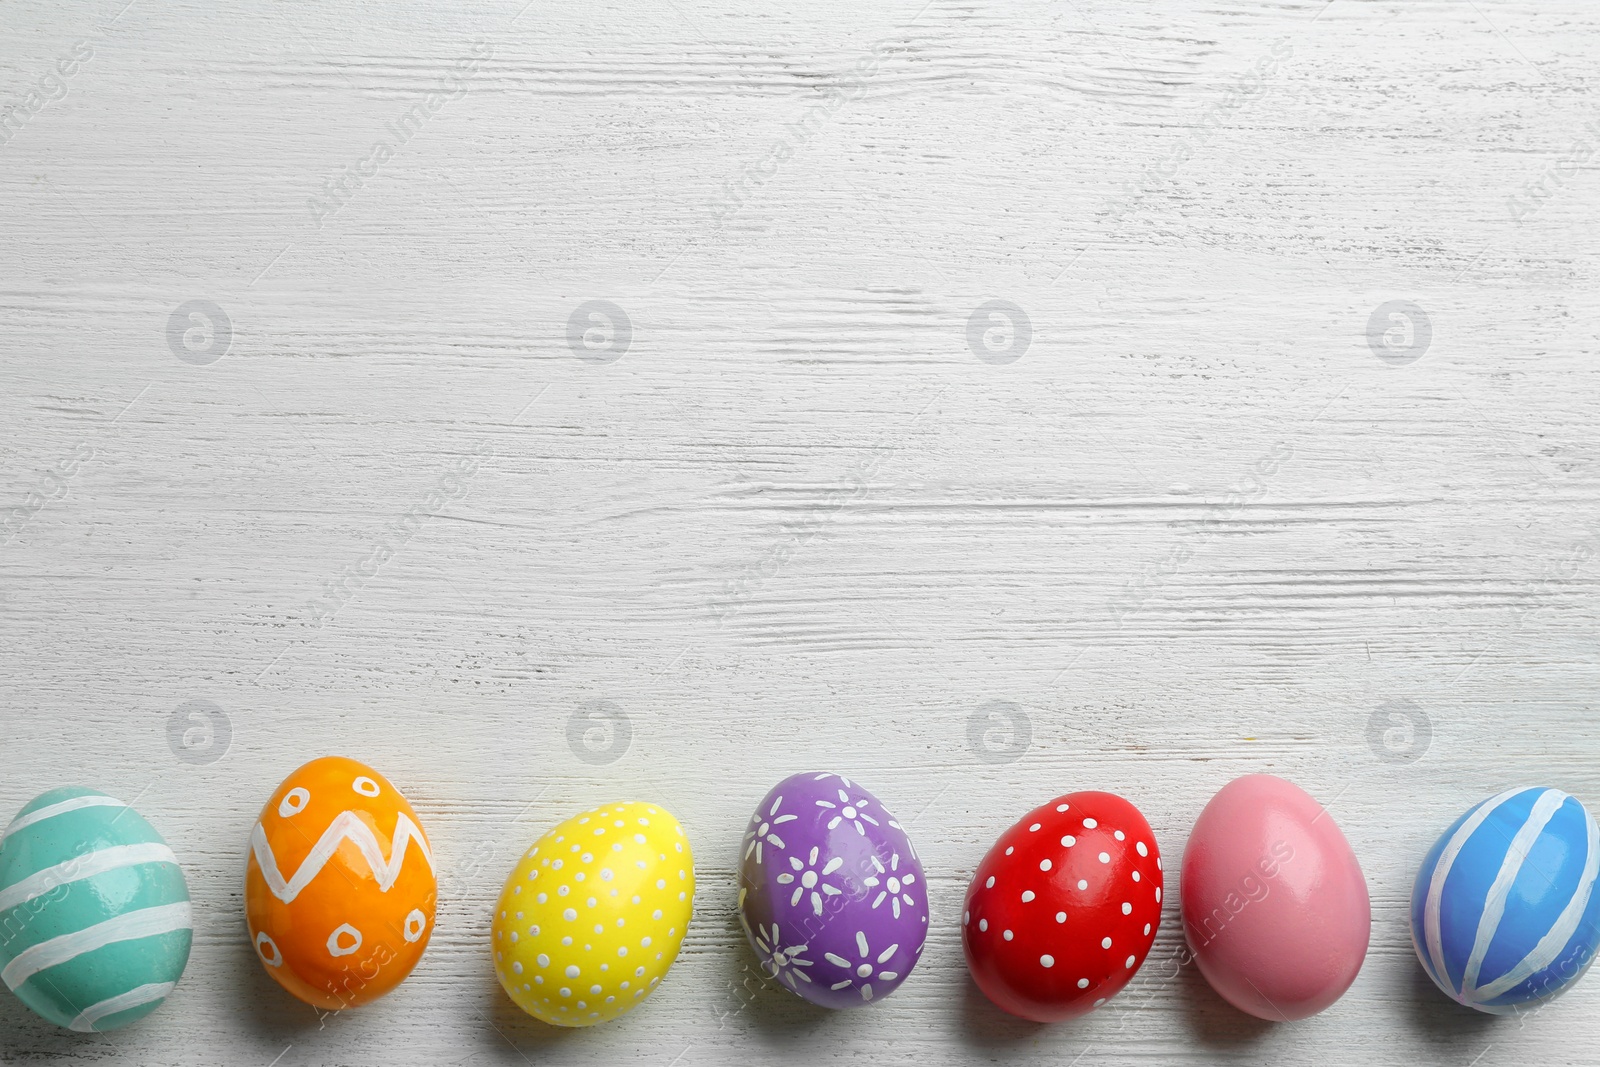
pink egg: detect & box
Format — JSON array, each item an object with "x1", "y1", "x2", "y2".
[{"x1": 1180, "y1": 774, "x2": 1370, "y2": 1020}]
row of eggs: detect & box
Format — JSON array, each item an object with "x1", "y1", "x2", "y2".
[{"x1": 1, "y1": 757, "x2": 1596, "y2": 1032}]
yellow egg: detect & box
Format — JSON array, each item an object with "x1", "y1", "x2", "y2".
[{"x1": 491, "y1": 801, "x2": 694, "y2": 1027}]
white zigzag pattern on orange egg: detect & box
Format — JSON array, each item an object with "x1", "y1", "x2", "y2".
[{"x1": 250, "y1": 810, "x2": 435, "y2": 904}]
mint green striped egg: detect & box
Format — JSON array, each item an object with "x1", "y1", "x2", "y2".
[{"x1": 0, "y1": 787, "x2": 192, "y2": 1032}]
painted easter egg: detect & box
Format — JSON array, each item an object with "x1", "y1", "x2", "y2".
[
  {"x1": 245, "y1": 756, "x2": 436, "y2": 1010},
  {"x1": 1411, "y1": 787, "x2": 1600, "y2": 1014},
  {"x1": 492, "y1": 801, "x2": 694, "y2": 1027},
  {"x1": 1181, "y1": 774, "x2": 1370, "y2": 1021},
  {"x1": 962, "y1": 791, "x2": 1162, "y2": 1021},
  {"x1": 737, "y1": 772, "x2": 928, "y2": 1008},
  {"x1": 0, "y1": 787, "x2": 192, "y2": 1032}
]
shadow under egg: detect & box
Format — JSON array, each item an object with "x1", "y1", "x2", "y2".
[
  {"x1": 1174, "y1": 950, "x2": 1276, "y2": 1048},
  {"x1": 953, "y1": 970, "x2": 1050, "y2": 1049},
  {"x1": 1401, "y1": 953, "x2": 1504, "y2": 1045},
  {"x1": 0, "y1": 976, "x2": 94, "y2": 1055},
  {"x1": 476, "y1": 962, "x2": 584, "y2": 1052},
  {"x1": 230, "y1": 924, "x2": 333, "y2": 1040}
]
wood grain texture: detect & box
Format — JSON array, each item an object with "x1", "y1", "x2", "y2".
[{"x1": 3, "y1": 0, "x2": 1599, "y2": 1062}]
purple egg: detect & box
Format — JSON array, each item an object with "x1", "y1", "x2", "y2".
[{"x1": 738, "y1": 772, "x2": 929, "y2": 1008}]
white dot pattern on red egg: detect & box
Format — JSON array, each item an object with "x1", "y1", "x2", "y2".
[{"x1": 961, "y1": 791, "x2": 1163, "y2": 1022}]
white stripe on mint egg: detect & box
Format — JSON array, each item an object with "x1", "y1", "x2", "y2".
[
  {"x1": 1462, "y1": 789, "x2": 1568, "y2": 998},
  {"x1": 1471, "y1": 796, "x2": 1600, "y2": 1004},
  {"x1": 0, "y1": 901, "x2": 192, "y2": 991},
  {"x1": 1423, "y1": 787, "x2": 1527, "y2": 997},
  {"x1": 0, "y1": 843, "x2": 180, "y2": 913},
  {"x1": 67, "y1": 980, "x2": 176, "y2": 1032},
  {"x1": 0, "y1": 796, "x2": 125, "y2": 846}
]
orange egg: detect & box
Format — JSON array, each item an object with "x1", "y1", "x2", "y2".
[{"x1": 244, "y1": 756, "x2": 437, "y2": 1010}]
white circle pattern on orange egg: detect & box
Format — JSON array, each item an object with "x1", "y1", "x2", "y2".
[
  {"x1": 279, "y1": 788, "x2": 309, "y2": 817},
  {"x1": 327, "y1": 923, "x2": 362, "y2": 957},
  {"x1": 256, "y1": 932, "x2": 283, "y2": 967}
]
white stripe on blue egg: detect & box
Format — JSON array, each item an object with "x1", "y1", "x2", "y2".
[
  {"x1": 1411, "y1": 787, "x2": 1600, "y2": 1013},
  {"x1": 0, "y1": 788, "x2": 192, "y2": 1032}
]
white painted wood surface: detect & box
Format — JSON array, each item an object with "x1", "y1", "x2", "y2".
[{"x1": 3, "y1": 0, "x2": 1599, "y2": 1062}]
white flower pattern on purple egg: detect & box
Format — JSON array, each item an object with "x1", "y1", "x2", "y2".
[
  {"x1": 743, "y1": 792, "x2": 799, "y2": 866},
  {"x1": 824, "y1": 930, "x2": 900, "y2": 1002},
  {"x1": 750, "y1": 920, "x2": 815, "y2": 989},
  {"x1": 815, "y1": 783, "x2": 880, "y2": 836},
  {"x1": 864, "y1": 851, "x2": 918, "y2": 919},
  {"x1": 778, "y1": 845, "x2": 845, "y2": 917}
]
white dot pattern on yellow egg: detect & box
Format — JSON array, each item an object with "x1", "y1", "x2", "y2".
[{"x1": 491, "y1": 802, "x2": 694, "y2": 1027}]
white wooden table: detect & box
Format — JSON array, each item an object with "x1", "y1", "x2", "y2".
[{"x1": 3, "y1": 0, "x2": 1598, "y2": 1063}]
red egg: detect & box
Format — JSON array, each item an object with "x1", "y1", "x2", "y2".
[{"x1": 962, "y1": 791, "x2": 1163, "y2": 1021}]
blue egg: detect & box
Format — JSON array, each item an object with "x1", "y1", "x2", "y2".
[
  {"x1": 1410, "y1": 787, "x2": 1600, "y2": 1014},
  {"x1": 0, "y1": 788, "x2": 192, "y2": 1032}
]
